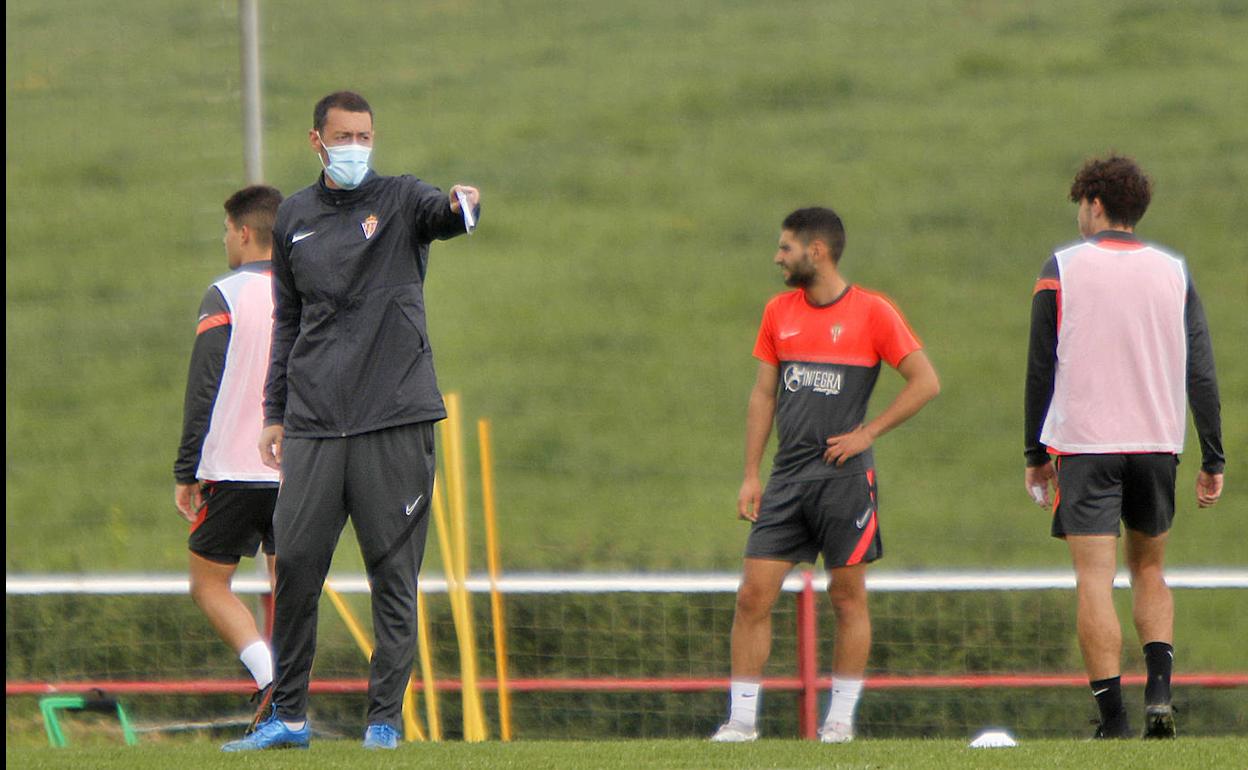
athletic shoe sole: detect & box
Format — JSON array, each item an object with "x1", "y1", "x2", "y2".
[{"x1": 1143, "y1": 705, "x2": 1176, "y2": 739}]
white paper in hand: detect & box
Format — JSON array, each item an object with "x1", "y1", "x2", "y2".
[
  {"x1": 455, "y1": 189, "x2": 476, "y2": 234},
  {"x1": 969, "y1": 729, "x2": 1018, "y2": 748},
  {"x1": 1028, "y1": 484, "x2": 1047, "y2": 505}
]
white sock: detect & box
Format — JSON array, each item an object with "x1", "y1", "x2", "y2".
[
  {"x1": 728, "y1": 680, "x2": 761, "y2": 727},
  {"x1": 823, "y1": 677, "x2": 864, "y2": 728},
  {"x1": 239, "y1": 640, "x2": 273, "y2": 690},
  {"x1": 282, "y1": 720, "x2": 306, "y2": 730}
]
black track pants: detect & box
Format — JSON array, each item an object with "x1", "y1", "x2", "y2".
[{"x1": 271, "y1": 421, "x2": 435, "y2": 728}]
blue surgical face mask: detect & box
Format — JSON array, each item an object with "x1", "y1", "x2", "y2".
[{"x1": 318, "y1": 133, "x2": 372, "y2": 189}]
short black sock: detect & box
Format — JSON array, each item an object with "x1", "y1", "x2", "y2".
[
  {"x1": 1090, "y1": 676, "x2": 1126, "y2": 726},
  {"x1": 1143, "y1": 641, "x2": 1174, "y2": 706}
]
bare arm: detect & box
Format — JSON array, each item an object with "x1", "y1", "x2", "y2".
[
  {"x1": 824, "y1": 349, "x2": 940, "y2": 466},
  {"x1": 738, "y1": 362, "x2": 778, "y2": 521}
]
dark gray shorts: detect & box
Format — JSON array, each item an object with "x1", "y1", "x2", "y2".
[
  {"x1": 1052, "y1": 453, "x2": 1177, "y2": 538},
  {"x1": 745, "y1": 469, "x2": 881, "y2": 567},
  {"x1": 188, "y1": 482, "x2": 277, "y2": 564}
]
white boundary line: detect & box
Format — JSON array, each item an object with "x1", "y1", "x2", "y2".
[{"x1": 7, "y1": 569, "x2": 1248, "y2": 595}]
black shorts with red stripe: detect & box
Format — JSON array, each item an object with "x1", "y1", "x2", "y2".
[
  {"x1": 188, "y1": 481, "x2": 278, "y2": 564},
  {"x1": 745, "y1": 469, "x2": 881, "y2": 567}
]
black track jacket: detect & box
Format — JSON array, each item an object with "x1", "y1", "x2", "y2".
[{"x1": 264, "y1": 171, "x2": 473, "y2": 438}]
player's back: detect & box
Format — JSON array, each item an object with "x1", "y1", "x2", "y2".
[
  {"x1": 199, "y1": 264, "x2": 279, "y2": 482},
  {"x1": 1041, "y1": 236, "x2": 1188, "y2": 455}
]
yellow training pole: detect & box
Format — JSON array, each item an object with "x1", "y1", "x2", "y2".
[
  {"x1": 478, "y1": 418, "x2": 514, "y2": 741},
  {"x1": 431, "y1": 470, "x2": 486, "y2": 741},
  {"x1": 431, "y1": 477, "x2": 459, "y2": 599},
  {"x1": 442, "y1": 393, "x2": 488, "y2": 741},
  {"x1": 400, "y1": 681, "x2": 423, "y2": 743},
  {"x1": 324, "y1": 583, "x2": 373, "y2": 659},
  {"x1": 324, "y1": 584, "x2": 429, "y2": 742},
  {"x1": 416, "y1": 590, "x2": 442, "y2": 741}
]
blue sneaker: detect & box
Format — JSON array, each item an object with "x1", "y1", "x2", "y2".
[
  {"x1": 222, "y1": 710, "x2": 310, "y2": 751},
  {"x1": 362, "y1": 723, "x2": 400, "y2": 749}
]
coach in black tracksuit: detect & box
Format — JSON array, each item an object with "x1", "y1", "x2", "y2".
[{"x1": 260, "y1": 91, "x2": 480, "y2": 737}]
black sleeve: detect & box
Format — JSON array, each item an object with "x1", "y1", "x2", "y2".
[
  {"x1": 1185, "y1": 279, "x2": 1224, "y2": 473},
  {"x1": 408, "y1": 178, "x2": 474, "y2": 242},
  {"x1": 264, "y1": 224, "x2": 299, "y2": 427},
  {"x1": 174, "y1": 287, "x2": 231, "y2": 483},
  {"x1": 1023, "y1": 257, "x2": 1059, "y2": 467}
]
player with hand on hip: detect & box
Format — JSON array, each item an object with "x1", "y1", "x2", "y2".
[{"x1": 712, "y1": 207, "x2": 939, "y2": 744}]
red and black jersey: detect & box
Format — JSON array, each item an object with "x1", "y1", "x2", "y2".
[{"x1": 754, "y1": 285, "x2": 921, "y2": 482}]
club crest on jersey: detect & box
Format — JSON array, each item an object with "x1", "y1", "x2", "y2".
[
  {"x1": 361, "y1": 214, "x2": 379, "y2": 240},
  {"x1": 830, "y1": 324, "x2": 843, "y2": 343}
]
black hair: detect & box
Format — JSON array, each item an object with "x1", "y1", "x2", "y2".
[
  {"x1": 782, "y1": 207, "x2": 846, "y2": 262},
  {"x1": 313, "y1": 91, "x2": 374, "y2": 132},
  {"x1": 224, "y1": 185, "x2": 283, "y2": 248},
  {"x1": 1069, "y1": 155, "x2": 1152, "y2": 227}
]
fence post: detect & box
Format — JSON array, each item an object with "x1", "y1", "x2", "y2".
[{"x1": 796, "y1": 570, "x2": 818, "y2": 739}]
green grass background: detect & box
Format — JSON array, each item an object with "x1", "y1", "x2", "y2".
[
  {"x1": 7, "y1": 0, "x2": 1245, "y2": 574},
  {"x1": 6, "y1": 0, "x2": 1248, "y2": 745}
]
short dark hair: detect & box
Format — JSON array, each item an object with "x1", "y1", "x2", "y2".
[
  {"x1": 224, "y1": 185, "x2": 282, "y2": 249},
  {"x1": 1069, "y1": 154, "x2": 1152, "y2": 227},
  {"x1": 313, "y1": 91, "x2": 373, "y2": 132},
  {"x1": 782, "y1": 207, "x2": 846, "y2": 262}
]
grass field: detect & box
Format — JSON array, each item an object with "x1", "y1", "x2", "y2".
[
  {"x1": 7, "y1": 0, "x2": 1246, "y2": 575},
  {"x1": 6, "y1": 0, "x2": 1248, "y2": 746},
  {"x1": 7, "y1": 737, "x2": 1248, "y2": 770}
]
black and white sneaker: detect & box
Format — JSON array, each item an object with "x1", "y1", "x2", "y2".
[
  {"x1": 1142, "y1": 704, "x2": 1176, "y2": 739},
  {"x1": 1091, "y1": 713, "x2": 1132, "y2": 739}
]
